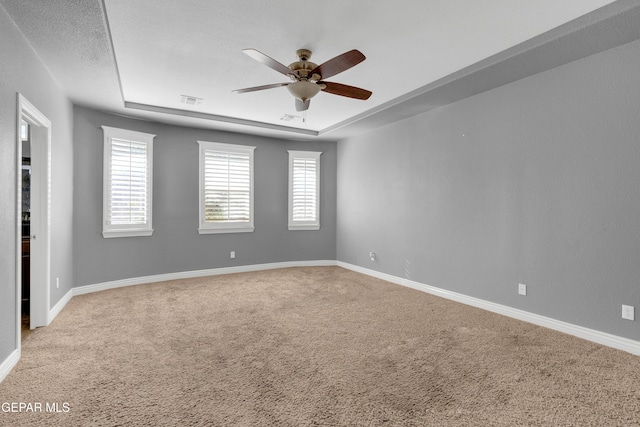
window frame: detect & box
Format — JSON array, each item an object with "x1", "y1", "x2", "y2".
[
  {"x1": 288, "y1": 150, "x2": 321, "y2": 231},
  {"x1": 198, "y1": 140, "x2": 256, "y2": 234},
  {"x1": 102, "y1": 126, "x2": 155, "y2": 238}
]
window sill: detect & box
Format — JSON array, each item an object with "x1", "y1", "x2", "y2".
[
  {"x1": 288, "y1": 224, "x2": 320, "y2": 231},
  {"x1": 103, "y1": 229, "x2": 153, "y2": 238},
  {"x1": 198, "y1": 226, "x2": 255, "y2": 235}
]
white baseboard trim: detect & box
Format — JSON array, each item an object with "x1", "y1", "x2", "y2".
[
  {"x1": 0, "y1": 349, "x2": 20, "y2": 383},
  {"x1": 73, "y1": 260, "x2": 338, "y2": 296},
  {"x1": 48, "y1": 289, "x2": 73, "y2": 325},
  {"x1": 337, "y1": 261, "x2": 640, "y2": 356}
]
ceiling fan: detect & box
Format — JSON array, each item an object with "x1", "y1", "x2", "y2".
[{"x1": 233, "y1": 48, "x2": 372, "y2": 112}]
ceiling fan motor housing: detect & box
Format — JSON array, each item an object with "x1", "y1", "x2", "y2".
[
  {"x1": 289, "y1": 63, "x2": 318, "y2": 79},
  {"x1": 288, "y1": 49, "x2": 321, "y2": 80}
]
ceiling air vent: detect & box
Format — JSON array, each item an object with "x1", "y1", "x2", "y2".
[{"x1": 180, "y1": 95, "x2": 203, "y2": 106}]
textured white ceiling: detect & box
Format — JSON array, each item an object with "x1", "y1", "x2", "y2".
[
  {"x1": 3, "y1": 0, "x2": 635, "y2": 140},
  {"x1": 104, "y1": 0, "x2": 616, "y2": 132},
  {"x1": 0, "y1": 0, "x2": 122, "y2": 110}
]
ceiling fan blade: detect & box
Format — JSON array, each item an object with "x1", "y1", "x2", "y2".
[
  {"x1": 233, "y1": 82, "x2": 290, "y2": 94},
  {"x1": 321, "y1": 82, "x2": 372, "y2": 100},
  {"x1": 242, "y1": 48, "x2": 294, "y2": 77},
  {"x1": 310, "y1": 49, "x2": 366, "y2": 79},
  {"x1": 295, "y1": 98, "x2": 310, "y2": 112}
]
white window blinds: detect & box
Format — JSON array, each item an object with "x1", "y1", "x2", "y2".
[
  {"x1": 204, "y1": 150, "x2": 251, "y2": 222},
  {"x1": 288, "y1": 150, "x2": 321, "y2": 230},
  {"x1": 199, "y1": 141, "x2": 255, "y2": 234},
  {"x1": 292, "y1": 157, "x2": 318, "y2": 221},
  {"x1": 109, "y1": 138, "x2": 149, "y2": 224},
  {"x1": 102, "y1": 126, "x2": 154, "y2": 238}
]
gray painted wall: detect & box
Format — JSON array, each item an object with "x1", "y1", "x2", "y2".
[
  {"x1": 73, "y1": 106, "x2": 336, "y2": 287},
  {"x1": 0, "y1": 6, "x2": 74, "y2": 361},
  {"x1": 337, "y1": 38, "x2": 640, "y2": 341}
]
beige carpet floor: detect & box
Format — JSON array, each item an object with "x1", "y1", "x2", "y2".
[{"x1": 1, "y1": 266, "x2": 639, "y2": 426}]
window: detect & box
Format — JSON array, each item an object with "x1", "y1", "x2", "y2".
[
  {"x1": 288, "y1": 150, "x2": 321, "y2": 230},
  {"x1": 102, "y1": 126, "x2": 154, "y2": 238},
  {"x1": 198, "y1": 141, "x2": 255, "y2": 234}
]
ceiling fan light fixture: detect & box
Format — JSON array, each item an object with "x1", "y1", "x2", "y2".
[{"x1": 286, "y1": 80, "x2": 321, "y2": 101}]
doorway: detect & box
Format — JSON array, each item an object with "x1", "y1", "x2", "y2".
[
  {"x1": 20, "y1": 120, "x2": 31, "y2": 337},
  {"x1": 16, "y1": 94, "x2": 51, "y2": 348}
]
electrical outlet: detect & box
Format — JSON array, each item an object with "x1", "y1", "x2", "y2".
[
  {"x1": 56, "y1": 277, "x2": 59, "y2": 289},
  {"x1": 622, "y1": 305, "x2": 635, "y2": 321},
  {"x1": 369, "y1": 252, "x2": 376, "y2": 262},
  {"x1": 518, "y1": 283, "x2": 526, "y2": 296},
  {"x1": 230, "y1": 251, "x2": 235, "y2": 259}
]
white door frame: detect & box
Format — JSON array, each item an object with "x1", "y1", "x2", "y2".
[{"x1": 16, "y1": 93, "x2": 51, "y2": 343}]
